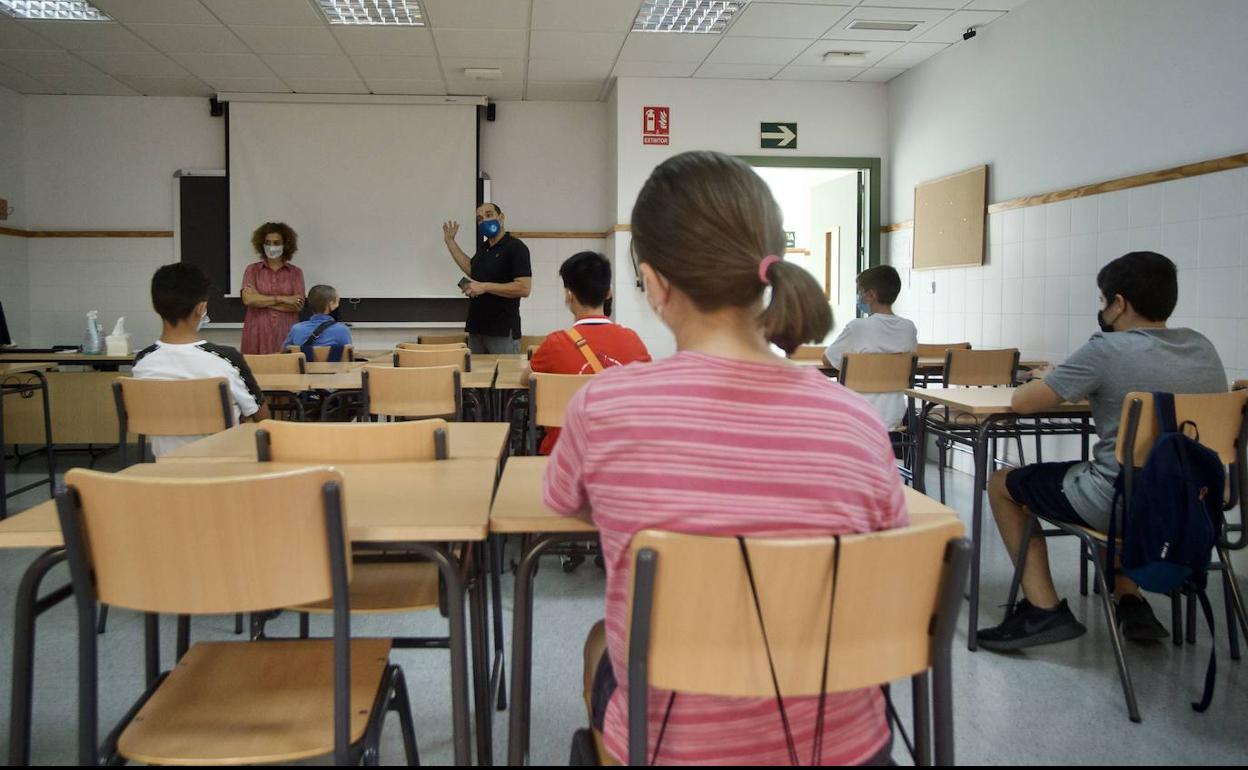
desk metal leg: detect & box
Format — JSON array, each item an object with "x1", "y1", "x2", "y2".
[
  {"x1": 9, "y1": 548, "x2": 71, "y2": 767},
  {"x1": 490, "y1": 534, "x2": 508, "y2": 710},
  {"x1": 468, "y1": 543, "x2": 493, "y2": 766},
  {"x1": 967, "y1": 418, "x2": 999, "y2": 652},
  {"x1": 1, "y1": 372, "x2": 55, "y2": 519},
  {"x1": 912, "y1": 402, "x2": 935, "y2": 495}
]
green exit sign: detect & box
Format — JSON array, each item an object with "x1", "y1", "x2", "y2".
[
  {"x1": 784, "y1": 231, "x2": 795, "y2": 248},
  {"x1": 761, "y1": 122, "x2": 797, "y2": 149}
]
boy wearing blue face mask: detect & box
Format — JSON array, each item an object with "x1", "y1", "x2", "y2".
[
  {"x1": 822, "y1": 265, "x2": 918, "y2": 430},
  {"x1": 440, "y1": 202, "x2": 533, "y2": 354}
]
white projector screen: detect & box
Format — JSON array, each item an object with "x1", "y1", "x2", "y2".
[{"x1": 228, "y1": 101, "x2": 477, "y2": 298}]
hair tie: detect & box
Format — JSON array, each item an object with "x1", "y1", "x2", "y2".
[{"x1": 758, "y1": 254, "x2": 781, "y2": 285}]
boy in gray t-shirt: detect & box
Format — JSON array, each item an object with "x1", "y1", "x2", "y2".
[{"x1": 978, "y1": 252, "x2": 1227, "y2": 653}]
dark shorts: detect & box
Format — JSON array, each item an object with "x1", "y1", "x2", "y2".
[{"x1": 1005, "y1": 461, "x2": 1092, "y2": 528}]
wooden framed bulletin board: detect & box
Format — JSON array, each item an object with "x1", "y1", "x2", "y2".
[{"x1": 912, "y1": 165, "x2": 987, "y2": 270}]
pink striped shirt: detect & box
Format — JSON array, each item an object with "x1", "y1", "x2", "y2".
[{"x1": 544, "y1": 351, "x2": 909, "y2": 765}]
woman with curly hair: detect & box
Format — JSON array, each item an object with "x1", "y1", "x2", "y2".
[{"x1": 240, "y1": 222, "x2": 306, "y2": 354}]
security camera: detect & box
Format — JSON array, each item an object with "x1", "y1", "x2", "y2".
[{"x1": 962, "y1": 26, "x2": 977, "y2": 41}]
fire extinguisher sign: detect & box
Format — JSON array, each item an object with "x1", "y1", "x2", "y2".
[{"x1": 642, "y1": 106, "x2": 670, "y2": 146}]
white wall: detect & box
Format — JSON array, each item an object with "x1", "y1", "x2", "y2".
[
  {"x1": 0, "y1": 84, "x2": 28, "y2": 344},
  {"x1": 610, "y1": 76, "x2": 889, "y2": 357},
  {"x1": 888, "y1": 0, "x2": 1248, "y2": 220}
]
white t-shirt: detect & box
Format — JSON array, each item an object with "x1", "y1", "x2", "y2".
[
  {"x1": 823, "y1": 314, "x2": 918, "y2": 430},
  {"x1": 131, "y1": 340, "x2": 264, "y2": 457}
]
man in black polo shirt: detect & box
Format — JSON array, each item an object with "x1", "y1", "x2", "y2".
[{"x1": 441, "y1": 202, "x2": 532, "y2": 354}]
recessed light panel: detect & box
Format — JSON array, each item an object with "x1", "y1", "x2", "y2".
[
  {"x1": 633, "y1": 0, "x2": 749, "y2": 34},
  {"x1": 316, "y1": 0, "x2": 426, "y2": 27},
  {"x1": 0, "y1": 1, "x2": 111, "y2": 21},
  {"x1": 847, "y1": 20, "x2": 921, "y2": 32}
]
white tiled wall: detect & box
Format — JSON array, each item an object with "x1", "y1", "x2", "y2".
[
  {"x1": 888, "y1": 167, "x2": 1248, "y2": 384},
  {"x1": 522, "y1": 237, "x2": 609, "y2": 338}
]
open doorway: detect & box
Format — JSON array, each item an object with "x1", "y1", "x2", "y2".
[{"x1": 745, "y1": 157, "x2": 880, "y2": 343}]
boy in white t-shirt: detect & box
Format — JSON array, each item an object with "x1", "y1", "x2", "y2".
[
  {"x1": 132, "y1": 263, "x2": 269, "y2": 457},
  {"x1": 823, "y1": 265, "x2": 918, "y2": 430}
]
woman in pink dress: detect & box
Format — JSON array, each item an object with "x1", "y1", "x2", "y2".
[{"x1": 241, "y1": 222, "x2": 306, "y2": 354}]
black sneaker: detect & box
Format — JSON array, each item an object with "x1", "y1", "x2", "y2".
[
  {"x1": 1115, "y1": 594, "x2": 1169, "y2": 642},
  {"x1": 978, "y1": 599, "x2": 1087, "y2": 652}
]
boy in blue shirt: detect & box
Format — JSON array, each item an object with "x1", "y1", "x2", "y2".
[{"x1": 282, "y1": 284, "x2": 352, "y2": 359}]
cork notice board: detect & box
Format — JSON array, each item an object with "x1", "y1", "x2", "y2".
[{"x1": 912, "y1": 165, "x2": 987, "y2": 270}]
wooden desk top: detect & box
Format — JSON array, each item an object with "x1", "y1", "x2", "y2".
[
  {"x1": 355, "y1": 361, "x2": 498, "y2": 389},
  {"x1": 158, "y1": 421, "x2": 510, "y2": 463},
  {"x1": 494, "y1": 359, "x2": 530, "y2": 391},
  {"x1": 489, "y1": 456, "x2": 959, "y2": 535},
  {"x1": 794, "y1": 356, "x2": 1048, "y2": 371},
  {"x1": 0, "y1": 459, "x2": 498, "y2": 548},
  {"x1": 0, "y1": 352, "x2": 134, "y2": 365},
  {"x1": 256, "y1": 372, "x2": 362, "y2": 393},
  {"x1": 905, "y1": 386, "x2": 1089, "y2": 415},
  {"x1": 304, "y1": 361, "x2": 368, "y2": 374}
]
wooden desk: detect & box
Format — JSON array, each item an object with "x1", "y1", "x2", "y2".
[
  {"x1": 256, "y1": 372, "x2": 363, "y2": 393},
  {"x1": 1, "y1": 365, "x2": 56, "y2": 517},
  {"x1": 304, "y1": 361, "x2": 368, "y2": 374},
  {"x1": 903, "y1": 386, "x2": 1087, "y2": 415},
  {"x1": 1, "y1": 370, "x2": 135, "y2": 445},
  {"x1": 0, "y1": 352, "x2": 134, "y2": 365}
]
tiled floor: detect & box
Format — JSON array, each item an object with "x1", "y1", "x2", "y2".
[{"x1": 1, "y1": 450, "x2": 1246, "y2": 765}]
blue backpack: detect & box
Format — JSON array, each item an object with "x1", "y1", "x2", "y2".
[{"x1": 1109, "y1": 391, "x2": 1225, "y2": 711}]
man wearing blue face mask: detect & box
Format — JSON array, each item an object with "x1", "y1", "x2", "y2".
[{"x1": 441, "y1": 202, "x2": 532, "y2": 354}]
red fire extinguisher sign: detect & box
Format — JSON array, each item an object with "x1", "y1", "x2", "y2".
[{"x1": 643, "y1": 106, "x2": 670, "y2": 145}]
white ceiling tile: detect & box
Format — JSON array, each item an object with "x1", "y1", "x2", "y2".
[
  {"x1": 330, "y1": 26, "x2": 434, "y2": 56},
  {"x1": 774, "y1": 64, "x2": 864, "y2": 80},
  {"x1": 230, "y1": 25, "x2": 342, "y2": 55},
  {"x1": 527, "y1": 58, "x2": 613, "y2": 81},
  {"x1": 851, "y1": 66, "x2": 906, "y2": 82},
  {"x1": 528, "y1": 29, "x2": 624, "y2": 60},
  {"x1": 0, "y1": 16, "x2": 60, "y2": 50},
  {"x1": 37, "y1": 74, "x2": 139, "y2": 95},
  {"x1": 75, "y1": 50, "x2": 189, "y2": 77},
  {"x1": 964, "y1": 0, "x2": 1029, "y2": 10},
  {"x1": 432, "y1": 28, "x2": 528, "y2": 59},
  {"x1": 126, "y1": 23, "x2": 250, "y2": 54},
  {"x1": 444, "y1": 78, "x2": 524, "y2": 100},
  {"x1": 727, "y1": 3, "x2": 852, "y2": 39},
  {"x1": 695, "y1": 62, "x2": 783, "y2": 79},
  {"x1": 115, "y1": 74, "x2": 214, "y2": 96},
  {"x1": 282, "y1": 77, "x2": 369, "y2": 94},
  {"x1": 790, "y1": 38, "x2": 901, "y2": 67},
  {"x1": 531, "y1": 0, "x2": 641, "y2": 32},
  {"x1": 91, "y1": 0, "x2": 220, "y2": 24},
  {"x1": 916, "y1": 10, "x2": 1006, "y2": 43},
  {"x1": 198, "y1": 0, "x2": 325, "y2": 26},
  {"x1": 440, "y1": 56, "x2": 525, "y2": 81},
  {"x1": 705, "y1": 36, "x2": 812, "y2": 65},
  {"x1": 0, "y1": 62, "x2": 59, "y2": 92},
  {"x1": 362, "y1": 77, "x2": 447, "y2": 95},
  {"x1": 525, "y1": 80, "x2": 603, "y2": 101},
  {"x1": 18, "y1": 20, "x2": 154, "y2": 52},
  {"x1": 824, "y1": 6, "x2": 954, "y2": 42},
  {"x1": 617, "y1": 31, "x2": 719, "y2": 62},
  {"x1": 203, "y1": 75, "x2": 290, "y2": 92},
  {"x1": 875, "y1": 41, "x2": 947, "y2": 68},
  {"x1": 422, "y1": 0, "x2": 531, "y2": 30},
  {"x1": 350, "y1": 55, "x2": 441, "y2": 80},
  {"x1": 0, "y1": 49, "x2": 105, "y2": 75},
  {"x1": 262, "y1": 54, "x2": 358, "y2": 79},
  {"x1": 611, "y1": 59, "x2": 697, "y2": 77},
  {"x1": 171, "y1": 52, "x2": 276, "y2": 79}
]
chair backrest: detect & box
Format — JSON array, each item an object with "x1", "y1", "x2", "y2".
[
  {"x1": 526, "y1": 345, "x2": 539, "y2": 360},
  {"x1": 942, "y1": 348, "x2": 1019, "y2": 387},
  {"x1": 625, "y1": 517, "x2": 966, "y2": 698},
  {"x1": 397, "y1": 342, "x2": 468, "y2": 352},
  {"x1": 1116, "y1": 390, "x2": 1248, "y2": 468},
  {"x1": 790, "y1": 345, "x2": 827, "y2": 362},
  {"x1": 57, "y1": 467, "x2": 349, "y2": 615},
  {"x1": 362, "y1": 365, "x2": 461, "y2": 420},
  {"x1": 837, "y1": 352, "x2": 917, "y2": 394},
  {"x1": 113, "y1": 377, "x2": 233, "y2": 436},
  {"x1": 245, "y1": 352, "x2": 306, "y2": 374},
  {"x1": 917, "y1": 342, "x2": 971, "y2": 358},
  {"x1": 287, "y1": 344, "x2": 354, "y2": 363},
  {"x1": 256, "y1": 418, "x2": 448, "y2": 462},
  {"x1": 416, "y1": 332, "x2": 468, "y2": 346},
  {"x1": 520, "y1": 334, "x2": 548, "y2": 351},
  {"x1": 530, "y1": 372, "x2": 595, "y2": 429},
  {"x1": 394, "y1": 346, "x2": 470, "y2": 372}
]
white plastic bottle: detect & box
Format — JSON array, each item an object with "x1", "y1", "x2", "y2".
[{"x1": 82, "y1": 310, "x2": 103, "y2": 355}]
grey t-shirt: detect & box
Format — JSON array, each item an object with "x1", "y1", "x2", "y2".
[{"x1": 1044, "y1": 328, "x2": 1226, "y2": 530}]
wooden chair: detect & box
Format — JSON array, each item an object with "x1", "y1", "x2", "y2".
[
  {"x1": 790, "y1": 344, "x2": 828, "y2": 362},
  {"x1": 416, "y1": 332, "x2": 468, "y2": 346},
  {"x1": 931, "y1": 348, "x2": 1022, "y2": 502},
  {"x1": 520, "y1": 334, "x2": 549, "y2": 351},
  {"x1": 54, "y1": 466, "x2": 419, "y2": 766},
  {"x1": 112, "y1": 377, "x2": 233, "y2": 467},
  {"x1": 622, "y1": 519, "x2": 970, "y2": 765},
  {"x1": 527, "y1": 372, "x2": 595, "y2": 455},
  {"x1": 397, "y1": 342, "x2": 468, "y2": 352},
  {"x1": 917, "y1": 342, "x2": 971, "y2": 358},
  {"x1": 526, "y1": 345, "x2": 540, "y2": 360},
  {"x1": 1004, "y1": 390, "x2": 1248, "y2": 723},
  {"x1": 244, "y1": 352, "x2": 306, "y2": 375},
  {"x1": 361, "y1": 365, "x2": 462, "y2": 421},
  {"x1": 287, "y1": 344, "x2": 354, "y2": 363},
  {"x1": 838, "y1": 352, "x2": 919, "y2": 480},
  {"x1": 394, "y1": 346, "x2": 471, "y2": 372}
]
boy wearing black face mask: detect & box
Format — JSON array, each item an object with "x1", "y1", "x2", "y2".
[{"x1": 978, "y1": 251, "x2": 1226, "y2": 652}]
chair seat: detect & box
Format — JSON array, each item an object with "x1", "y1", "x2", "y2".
[
  {"x1": 296, "y1": 560, "x2": 440, "y2": 614},
  {"x1": 118, "y1": 639, "x2": 391, "y2": 765}
]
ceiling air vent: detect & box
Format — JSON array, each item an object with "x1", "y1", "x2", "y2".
[{"x1": 847, "y1": 19, "x2": 921, "y2": 32}]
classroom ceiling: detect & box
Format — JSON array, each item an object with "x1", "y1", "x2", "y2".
[{"x1": 0, "y1": 0, "x2": 1027, "y2": 100}]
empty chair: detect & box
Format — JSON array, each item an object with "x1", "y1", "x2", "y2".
[
  {"x1": 790, "y1": 345, "x2": 828, "y2": 362},
  {"x1": 416, "y1": 332, "x2": 468, "y2": 346},
  {"x1": 288, "y1": 344, "x2": 354, "y2": 363},
  {"x1": 54, "y1": 466, "x2": 419, "y2": 766},
  {"x1": 917, "y1": 342, "x2": 971, "y2": 358},
  {"x1": 394, "y1": 346, "x2": 471, "y2": 371},
  {"x1": 244, "y1": 352, "x2": 306, "y2": 374},
  {"x1": 397, "y1": 342, "x2": 468, "y2": 352},
  {"x1": 519, "y1": 334, "x2": 548, "y2": 351},
  {"x1": 112, "y1": 377, "x2": 233, "y2": 466},
  {"x1": 527, "y1": 372, "x2": 595, "y2": 455},
  {"x1": 362, "y1": 365, "x2": 462, "y2": 421},
  {"x1": 837, "y1": 352, "x2": 919, "y2": 479}
]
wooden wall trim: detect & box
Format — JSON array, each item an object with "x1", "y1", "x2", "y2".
[
  {"x1": 513, "y1": 230, "x2": 611, "y2": 239},
  {"x1": 0, "y1": 226, "x2": 174, "y2": 238},
  {"x1": 881, "y1": 150, "x2": 1248, "y2": 233}
]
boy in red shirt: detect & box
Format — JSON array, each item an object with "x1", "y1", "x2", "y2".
[{"x1": 530, "y1": 251, "x2": 651, "y2": 454}]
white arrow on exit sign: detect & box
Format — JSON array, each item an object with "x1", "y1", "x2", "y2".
[{"x1": 760, "y1": 122, "x2": 797, "y2": 149}]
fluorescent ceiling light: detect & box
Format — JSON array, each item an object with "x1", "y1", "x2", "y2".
[
  {"x1": 316, "y1": 0, "x2": 425, "y2": 26},
  {"x1": 632, "y1": 0, "x2": 749, "y2": 34},
  {"x1": 0, "y1": 0, "x2": 111, "y2": 21},
  {"x1": 847, "y1": 20, "x2": 921, "y2": 32},
  {"x1": 822, "y1": 51, "x2": 867, "y2": 62}
]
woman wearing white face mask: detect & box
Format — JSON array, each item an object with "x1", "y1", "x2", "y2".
[{"x1": 240, "y1": 222, "x2": 306, "y2": 354}]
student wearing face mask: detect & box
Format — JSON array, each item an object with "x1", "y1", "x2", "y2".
[
  {"x1": 441, "y1": 202, "x2": 532, "y2": 354},
  {"x1": 240, "y1": 222, "x2": 306, "y2": 354}
]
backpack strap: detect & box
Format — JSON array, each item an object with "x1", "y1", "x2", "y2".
[
  {"x1": 565, "y1": 327, "x2": 605, "y2": 373},
  {"x1": 1192, "y1": 589, "x2": 1217, "y2": 712},
  {"x1": 300, "y1": 319, "x2": 341, "y2": 362},
  {"x1": 304, "y1": 318, "x2": 337, "y2": 346}
]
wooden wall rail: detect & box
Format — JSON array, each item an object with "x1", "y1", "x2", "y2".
[{"x1": 0, "y1": 226, "x2": 173, "y2": 238}]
